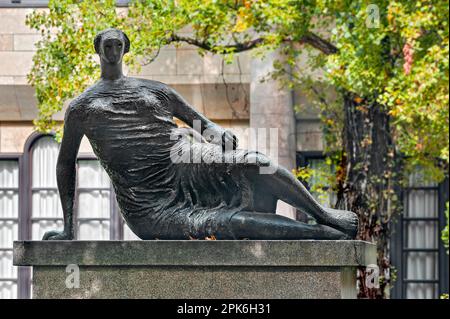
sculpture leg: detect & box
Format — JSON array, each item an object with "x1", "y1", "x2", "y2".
[
  {"x1": 244, "y1": 155, "x2": 358, "y2": 238},
  {"x1": 229, "y1": 211, "x2": 349, "y2": 239}
]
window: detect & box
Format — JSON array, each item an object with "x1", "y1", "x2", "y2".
[
  {"x1": 77, "y1": 160, "x2": 111, "y2": 240},
  {"x1": 296, "y1": 152, "x2": 336, "y2": 222},
  {"x1": 391, "y1": 172, "x2": 449, "y2": 299},
  {"x1": 0, "y1": 159, "x2": 19, "y2": 299},
  {"x1": 404, "y1": 174, "x2": 440, "y2": 298},
  {"x1": 27, "y1": 136, "x2": 115, "y2": 241},
  {"x1": 298, "y1": 151, "x2": 449, "y2": 299},
  {"x1": 304, "y1": 158, "x2": 337, "y2": 209},
  {"x1": 31, "y1": 136, "x2": 63, "y2": 240},
  {"x1": 27, "y1": 135, "x2": 121, "y2": 242}
]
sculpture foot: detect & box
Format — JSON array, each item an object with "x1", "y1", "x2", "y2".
[{"x1": 322, "y1": 208, "x2": 359, "y2": 239}]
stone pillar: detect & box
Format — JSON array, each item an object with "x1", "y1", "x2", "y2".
[
  {"x1": 250, "y1": 50, "x2": 297, "y2": 219},
  {"x1": 13, "y1": 240, "x2": 376, "y2": 299}
]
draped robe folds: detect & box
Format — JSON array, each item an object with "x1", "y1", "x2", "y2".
[{"x1": 75, "y1": 78, "x2": 262, "y2": 239}]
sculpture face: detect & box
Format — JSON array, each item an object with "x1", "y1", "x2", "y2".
[{"x1": 100, "y1": 36, "x2": 125, "y2": 64}]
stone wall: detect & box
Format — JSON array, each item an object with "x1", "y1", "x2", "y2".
[{"x1": 0, "y1": 7, "x2": 252, "y2": 154}]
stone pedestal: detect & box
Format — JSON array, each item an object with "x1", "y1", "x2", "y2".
[{"x1": 13, "y1": 240, "x2": 375, "y2": 299}]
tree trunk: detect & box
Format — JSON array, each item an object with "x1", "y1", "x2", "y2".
[{"x1": 336, "y1": 91, "x2": 402, "y2": 299}]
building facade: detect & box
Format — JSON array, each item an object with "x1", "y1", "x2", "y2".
[{"x1": 0, "y1": 0, "x2": 448, "y2": 299}]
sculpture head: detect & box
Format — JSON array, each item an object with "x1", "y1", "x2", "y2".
[{"x1": 94, "y1": 28, "x2": 130, "y2": 65}]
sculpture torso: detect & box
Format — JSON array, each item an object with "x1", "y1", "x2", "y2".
[
  {"x1": 85, "y1": 79, "x2": 177, "y2": 171},
  {"x1": 76, "y1": 77, "x2": 182, "y2": 217},
  {"x1": 72, "y1": 77, "x2": 249, "y2": 238}
]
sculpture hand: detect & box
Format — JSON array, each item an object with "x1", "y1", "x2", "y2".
[
  {"x1": 42, "y1": 230, "x2": 73, "y2": 240},
  {"x1": 204, "y1": 125, "x2": 239, "y2": 150},
  {"x1": 221, "y1": 129, "x2": 239, "y2": 151}
]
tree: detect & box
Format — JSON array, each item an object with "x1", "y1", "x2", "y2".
[{"x1": 27, "y1": 0, "x2": 449, "y2": 298}]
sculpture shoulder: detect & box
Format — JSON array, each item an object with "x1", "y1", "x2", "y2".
[
  {"x1": 127, "y1": 77, "x2": 169, "y2": 89},
  {"x1": 127, "y1": 77, "x2": 178, "y2": 98},
  {"x1": 66, "y1": 81, "x2": 103, "y2": 113},
  {"x1": 65, "y1": 92, "x2": 92, "y2": 121}
]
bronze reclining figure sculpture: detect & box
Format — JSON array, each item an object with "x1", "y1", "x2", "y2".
[{"x1": 43, "y1": 29, "x2": 358, "y2": 241}]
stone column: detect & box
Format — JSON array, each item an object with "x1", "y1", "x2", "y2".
[{"x1": 250, "y1": 50, "x2": 297, "y2": 219}]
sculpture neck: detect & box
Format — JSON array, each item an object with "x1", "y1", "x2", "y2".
[{"x1": 100, "y1": 60, "x2": 124, "y2": 81}]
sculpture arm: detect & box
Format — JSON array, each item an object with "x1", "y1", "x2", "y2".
[
  {"x1": 170, "y1": 88, "x2": 238, "y2": 149},
  {"x1": 42, "y1": 102, "x2": 84, "y2": 240}
]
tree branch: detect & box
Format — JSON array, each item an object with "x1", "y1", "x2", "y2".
[
  {"x1": 298, "y1": 32, "x2": 338, "y2": 55},
  {"x1": 170, "y1": 34, "x2": 265, "y2": 52},
  {"x1": 170, "y1": 32, "x2": 338, "y2": 55}
]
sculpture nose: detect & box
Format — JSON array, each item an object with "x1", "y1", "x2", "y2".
[{"x1": 113, "y1": 47, "x2": 121, "y2": 57}]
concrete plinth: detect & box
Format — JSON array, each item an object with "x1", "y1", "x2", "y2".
[{"x1": 13, "y1": 240, "x2": 376, "y2": 299}]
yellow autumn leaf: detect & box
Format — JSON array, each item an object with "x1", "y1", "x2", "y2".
[
  {"x1": 233, "y1": 8, "x2": 250, "y2": 33},
  {"x1": 234, "y1": 17, "x2": 248, "y2": 33},
  {"x1": 354, "y1": 96, "x2": 363, "y2": 104}
]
